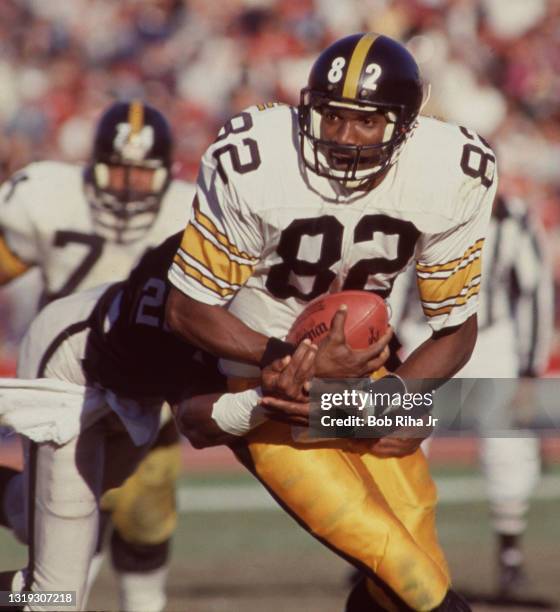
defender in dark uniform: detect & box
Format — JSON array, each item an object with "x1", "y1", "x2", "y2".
[
  {"x1": 0, "y1": 232, "x2": 229, "y2": 610},
  {"x1": 83, "y1": 231, "x2": 225, "y2": 402}
]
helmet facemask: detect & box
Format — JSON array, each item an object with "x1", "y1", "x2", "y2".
[
  {"x1": 87, "y1": 161, "x2": 170, "y2": 244},
  {"x1": 299, "y1": 89, "x2": 416, "y2": 191}
]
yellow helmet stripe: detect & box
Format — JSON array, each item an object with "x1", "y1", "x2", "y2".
[
  {"x1": 128, "y1": 100, "x2": 144, "y2": 135},
  {"x1": 342, "y1": 33, "x2": 379, "y2": 99}
]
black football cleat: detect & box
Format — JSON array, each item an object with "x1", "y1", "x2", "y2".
[{"x1": 497, "y1": 547, "x2": 528, "y2": 598}]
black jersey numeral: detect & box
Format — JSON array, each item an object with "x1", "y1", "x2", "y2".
[
  {"x1": 213, "y1": 112, "x2": 261, "y2": 183},
  {"x1": 2, "y1": 172, "x2": 29, "y2": 203},
  {"x1": 266, "y1": 215, "x2": 419, "y2": 301},
  {"x1": 342, "y1": 215, "x2": 419, "y2": 297},
  {"x1": 266, "y1": 216, "x2": 343, "y2": 300},
  {"x1": 42, "y1": 231, "x2": 105, "y2": 304},
  {"x1": 459, "y1": 126, "x2": 495, "y2": 188}
]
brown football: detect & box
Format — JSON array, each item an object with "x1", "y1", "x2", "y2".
[{"x1": 287, "y1": 290, "x2": 389, "y2": 349}]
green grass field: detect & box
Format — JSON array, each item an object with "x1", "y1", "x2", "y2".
[{"x1": 1, "y1": 467, "x2": 559, "y2": 611}]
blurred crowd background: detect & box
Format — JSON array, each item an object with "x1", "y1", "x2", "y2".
[{"x1": 0, "y1": 0, "x2": 559, "y2": 368}]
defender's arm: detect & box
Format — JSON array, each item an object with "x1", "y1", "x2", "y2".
[{"x1": 173, "y1": 341, "x2": 317, "y2": 448}]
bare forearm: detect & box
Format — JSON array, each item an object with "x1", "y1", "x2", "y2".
[
  {"x1": 396, "y1": 315, "x2": 477, "y2": 387},
  {"x1": 174, "y1": 342, "x2": 319, "y2": 448},
  {"x1": 166, "y1": 288, "x2": 269, "y2": 364},
  {"x1": 397, "y1": 336, "x2": 471, "y2": 379},
  {"x1": 173, "y1": 393, "x2": 238, "y2": 448}
]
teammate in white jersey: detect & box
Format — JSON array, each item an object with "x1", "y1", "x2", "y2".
[
  {"x1": 0, "y1": 104, "x2": 193, "y2": 300},
  {"x1": 0, "y1": 100, "x2": 195, "y2": 611},
  {"x1": 165, "y1": 33, "x2": 497, "y2": 610},
  {"x1": 390, "y1": 194, "x2": 553, "y2": 599}
]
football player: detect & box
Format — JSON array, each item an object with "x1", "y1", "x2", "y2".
[
  {"x1": 165, "y1": 33, "x2": 498, "y2": 610},
  {"x1": 0, "y1": 230, "x2": 328, "y2": 611},
  {"x1": 390, "y1": 193, "x2": 552, "y2": 598},
  {"x1": 0, "y1": 101, "x2": 195, "y2": 611}
]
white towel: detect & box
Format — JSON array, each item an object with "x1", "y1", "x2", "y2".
[{"x1": 0, "y1": 378, "x2": 160, "y2": 446}]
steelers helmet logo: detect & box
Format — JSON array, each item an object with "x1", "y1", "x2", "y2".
[{"x1": 113, "y1": 123, "x2": 155, "y2": 162}]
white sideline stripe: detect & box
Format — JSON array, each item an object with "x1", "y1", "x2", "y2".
[{"x1": 177, "y1": 475, "x2": 560, "y2": 513}]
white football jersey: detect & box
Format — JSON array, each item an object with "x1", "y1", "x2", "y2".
[
  {"x1": 0, "y1": 161, "x2": 195, "y2": 303},
  {"x1": 168, "y1": 104, "x2": 497, "y2": 374},
  {"x1": 390, "y1": 196, "x2": 553, "y2": 377}
]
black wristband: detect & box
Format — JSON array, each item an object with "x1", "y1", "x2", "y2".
[
  {"x1": 260, "y1": 337, "x2": 296, "y2": 369},
  {"x1": 363, "y1": 373, "x2": 408, "y2": 397}
]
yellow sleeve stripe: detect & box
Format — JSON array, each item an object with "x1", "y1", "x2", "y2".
[
  {"x1": 172, "y1": 255, "x2": 235, "y2": 299},
  {"x1": 420, "y1": 276, "x2": 481, "y2": 309},
  {"x1": 190, "y1": 216, "x2": 255, "y2": 266},
  {"x1": 0, "y1": 235, "x2": 30, "y2": 279},
  {"x1": 193, "y1": 200, "x2": 258, "y2": 263},
  {"x1": 417, "y1": 257, "x2": 481, "y2": 305},
  {"x1": 416, "y1": 249, "x2": 481, "y2": 280},
  {"x1": 175, "y1": 249, "x2": 241, "y2": 290},
  {"x1": 416, "y1": 239, "x2": 485, "y2": 274},
  {"x1": 179, "y1": 224, "x2": 255, "y2": 288},
  {"x1": 422, "y1": 285, "x2": 480, "y2": 317},
  {"x1": 424, "y1": 306, "x2": 452, "y2": 317}
]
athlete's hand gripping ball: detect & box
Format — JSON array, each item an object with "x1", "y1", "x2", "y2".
[
  {"x1": 287, "y1": 291, "x2": 392, "y2": 378},
  {"x1": 260, "y1": 339, "x2": 317, "y2": 426}
]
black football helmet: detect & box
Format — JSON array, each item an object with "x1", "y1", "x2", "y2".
[
  {"x1": 298, "y1": 33, "x2": 424, "y2": 190},
  {"x1": 86, "y1": 100, "x2": 173, "y2": 243}
]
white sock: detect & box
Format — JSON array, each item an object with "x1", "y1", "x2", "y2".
[
  {"x1": 117, "y1": 566, "x2": 168, "y2": 612},
  {"x1": 82, "y1": 552, "x2": 105, "y2": 608}
]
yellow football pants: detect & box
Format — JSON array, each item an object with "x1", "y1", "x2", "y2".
[
  {"x1": 235, "y1": 420, "x2": 450, "y2": 611},
  {"x1": 100, "y1": 414, "x2": 182, "y2": 545}
]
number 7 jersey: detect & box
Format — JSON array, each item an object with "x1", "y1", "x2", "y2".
[
  {"x1": 0, "y1": 161, "x2": 195, "y2": 304},
  {"x1": 169, "y1": 104, "x2": 497, "y2": 353}
]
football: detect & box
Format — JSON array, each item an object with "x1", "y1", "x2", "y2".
[{"x1": 286, "y1": 290, "x2": 389, "y2": 349}]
